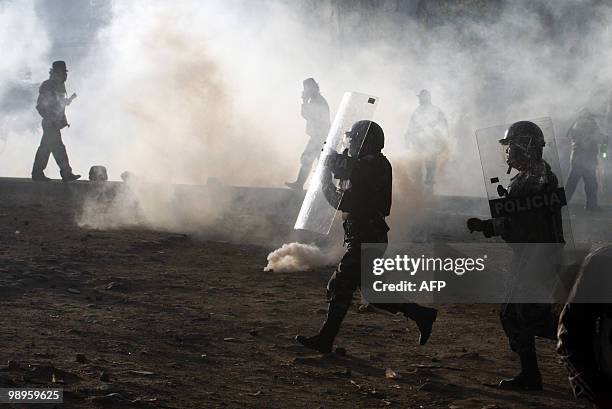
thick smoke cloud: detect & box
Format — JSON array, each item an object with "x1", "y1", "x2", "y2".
[
  {"x1": 0, "y1": 0, "x2": 49, "y2": 162},
  {"x1": 2, "y1": 0, "x2": 612, "y2": 236},
  {"x1": 264, "y1": 242, "x2": 342, "y2": 272}
]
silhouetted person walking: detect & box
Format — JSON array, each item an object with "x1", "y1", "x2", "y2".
[
  {"x1": 32, "y1": 60, "x2": 80, "y2": 182},
  {"x1": 286, "y1": 78, "x2": 330, "y2": 190},
  {"x1": 565, "y1": 107, "x2": 607, "y2": 210}
]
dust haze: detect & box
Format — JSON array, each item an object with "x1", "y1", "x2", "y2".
[{"x1": 1, "y1": 0, "x2": 611, "y2": 238}]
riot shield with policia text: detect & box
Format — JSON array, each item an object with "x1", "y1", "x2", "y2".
[
  {"x1": 294, "y1": 92, "x2": 378, "y2": 234},
  {"x1": 474, "y1": 117, "x2": 577, "y2": 303},
  {"x1": 474, "y1": 117, "x2": 573, "y2": 246}
]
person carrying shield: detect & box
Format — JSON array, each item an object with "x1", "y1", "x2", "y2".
[
  {"x1": 295, "y1": 120, "x2": 438, "y2": 354},
  {"x1": 467, "y1": 120, "x2": 565, "y2": 391}
]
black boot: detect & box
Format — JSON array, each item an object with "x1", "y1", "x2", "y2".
[
  {"x1": 285, "y1": 164, "x2": 310, "y2": 190},
  {"x1": 296, "y1": 301, "x2": 349, "y2": 353},
  {"x1": 373, "y1": 303, "x2": 437, "y2": 345},
  {"x1": 499, "y1": 350, "x2": 543, "y2": 391},
  {"x1": 402, "y1": 304, "x2": 437, "y2": 345}
]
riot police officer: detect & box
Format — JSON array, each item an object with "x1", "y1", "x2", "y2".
[
  {"x1": 296, "y1": 120, "x2": 437, "y2": 354},
  {"x1": 286, "y1": 78, "x2": 331, "y2": 190},
  {"x1": 32, "y1": 60, "x2": 80, "y2": 182},
  {"x1": 467, "y1": 121, "x2": 565, "y2": 390}
]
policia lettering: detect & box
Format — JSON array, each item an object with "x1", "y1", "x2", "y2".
[
  {"x1": 467, "y1": 120, "x2": 565, "y2": 391},
  {"x1": 295, "y1": 120, "x2": 437, "y2": 354},
  {"x1": 489, "y1": 187, "x2": 566, "y2": 218}
]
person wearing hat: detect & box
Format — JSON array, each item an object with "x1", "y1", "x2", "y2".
[
  {"x1": 285, "y1": 78, "x2": 330, "y2": 190},
  {"x1": 403, "y1": 89, "x2": 449, "y2": 193},
  {"x1": 32, "y1": 60, "x2": 80, "y2": 182}
]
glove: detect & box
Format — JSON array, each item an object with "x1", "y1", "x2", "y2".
[
  {"x1": 467, "y1": 218, "x2": 484, "y2": 233},
  {"x1": 497, "y1": 185, "x2": 508, "y2": 197},
  {"x1": 466, "y1": 218, "x2": 494, "y2": 238}
]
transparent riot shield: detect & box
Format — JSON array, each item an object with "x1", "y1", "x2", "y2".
[
  {"x1": 294, "y1": 92, "x2": 379, "y2": 234},
  {"x1": 475, "y1": 117, "x2": 577, "y2": 302},
  {"x1": 475, "y1": 117, "x2": 573, "y2": 245}
]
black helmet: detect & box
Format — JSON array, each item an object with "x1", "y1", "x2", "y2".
[
  {"x1": 500, "y1": 121, "x2": 545, "y2": 170},
  {"x1": 499, "y1": 121, "x2": 545, "y2": 148},
  {"x1": 346, "y1": 120, "x2": 384, "y2": 157}
]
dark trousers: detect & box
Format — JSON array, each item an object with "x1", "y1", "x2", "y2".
[
  {"x1": 500, "y1": 303, "x2": 558, "y2": 354},
  {"x1": 324, "y1": 221, "x2": 425, "y2": 328},
  {"x1": 32, "y1": 121, "x2": 72, "y2": 176},
  {"x1": 566, "y1": 161, "x2": 598, "y2": 208}
]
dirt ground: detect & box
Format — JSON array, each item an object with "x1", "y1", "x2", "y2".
[{"x1": 0, "y1": 180, "x2": 588, "y2": 409}]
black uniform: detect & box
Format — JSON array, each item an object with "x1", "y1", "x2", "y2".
[
  {"x1": 565, "y1": 113, "x2": 607, "y2": 209},
  {"x1": 467, "y1": 120, "x2": 566, "y2": 390},
  {"x1": 324, "y1": 152, "x2": 393, "y2": 309},
  {"x1": 496, "y1": 160, "x2": 564, "y2": 356},
  {"x1": 296, "y1": 128, "x2": 437, "y2": 353},
  {"x1": 32, "y1": 78, "x2": 74, "y2": 178}
]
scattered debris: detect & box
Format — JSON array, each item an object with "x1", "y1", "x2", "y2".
[
  {"x1": 91, "y1": 392, "x2": 126, "y2": 404},
  {"x1": 128, "y1": 370, "x2": 155, "y2": 376},
  {"x1": 247, "y1": 390, "x2": 262, "y2": 397},
  {"x1": 385, "y1": 368, "x2": 400, "y2": 379}
]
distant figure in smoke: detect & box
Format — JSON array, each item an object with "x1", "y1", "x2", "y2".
[
  {"x1": 565, "y1": 107, "x2": 608, "y2": 211},
  {"x1": 285, "y1": 78, "x2": 330, "y2": 190},
  {"x1": 558, "y1": 245, "x2": 612, "y2": 409},
  {"x1": 467, "y1": 121, "x2": 565, "y2": 391},
  {"x1": 404, "y1": 89, "x2": 449, "y2": 193},
  {"x1": 295, "y1": 120, "x2": 437, "y2": 354},
  {"x1": 32, "y1": 61, "x2": 80, "y2": 182}
]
